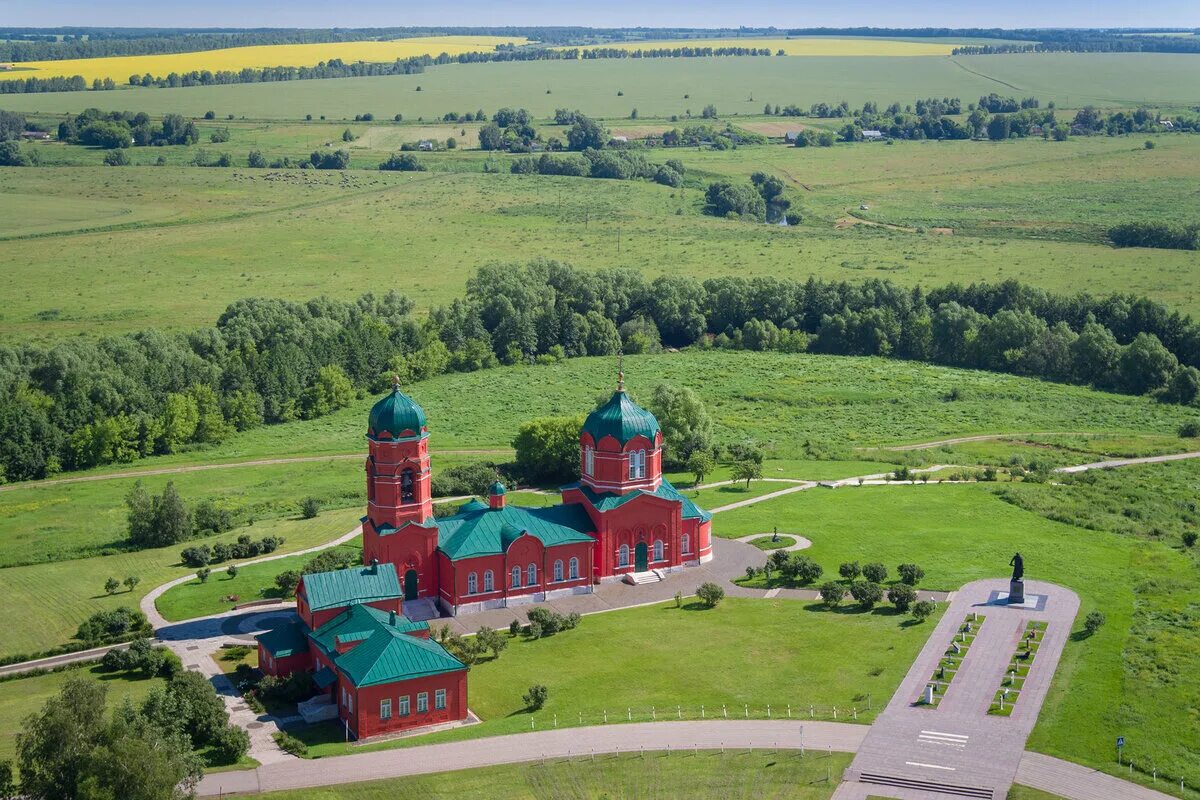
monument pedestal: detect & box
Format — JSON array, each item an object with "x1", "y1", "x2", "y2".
[{"x1": 1008, "y1": 579, "x2": 1025, "y2": 604}]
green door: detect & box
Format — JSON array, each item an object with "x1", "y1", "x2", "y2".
[
  {"x1": 635, "y1": 542, "x2": 649, "y2": 572},
  {"x1": 404, "y1": 569, "x2": 419, "y2": 601}
]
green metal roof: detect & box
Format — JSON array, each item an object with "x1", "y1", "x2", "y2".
[
  {"x1": 301, "y1": 563, "x2": 402, "y2": 612},
  {"x1": 310, "y1": 604, "x2": 428, "y2": 653},
  {"x1": 489, "y1": 481, "x2": 507, "y2": 496},
  {"x1": 581, "y1": 390, "x2": 660, "y2": 446},
  {"x1": 368, "y1": 384, "x2": 428, "y2": 440},
  {"x1": 312, "y1": 666, "x2": 337, "y2": 689},
  {"x1": 458, "y1": 498, "x2": 489, "y2": 513},
  {"x1": 309, "y1": 604, "x2": 462, "y2": 687},
  {"x1": 256, "y1": 622, "x2": 308, "y2": 658},
  {"x1": 567, "y1": 478, "x2": 712, "y2": 522},
  {"x1": 436, "y1": 503, "x2": 595, "y2": 561}
]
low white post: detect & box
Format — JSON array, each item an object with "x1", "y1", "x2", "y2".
[
  {"x1": 744, "y1": 704, "x2": 749, "y2": 719},
  {"x1": 677, "y1": 705, "x2": 681, "y2": 719},
  {"x1": 627, "y1": 707, "x2": 631, "y2": 721},
  {"x1": 701, "y1": 704, "x2": 705, "y2": 718},
  {"x1": 833, "y1": 706, "x2": 838, "y2": 719},
  {"x1": 652, "y1": 706, "x2": 656, "y2": 721},
  {"x1": 767, "y1": 704, "x2": 771, "y2": 718},
  {"x1": 603, "y1": 710, "x2": 608, "y2": 723},
  {"x1": 553, "y1": 714, "x2": 557, "y2": 728},
  {"x1": 787, "y1": 704, "x2": 792, "y2": 718}
]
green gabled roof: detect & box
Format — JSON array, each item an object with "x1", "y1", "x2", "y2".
[
  {"x1": 582, "y1": 390, "x2": 660, "y2": 446},
  {"x1": 312, "y1": 666, "x2": 337, "y2": 689},
  {"x1": 368, "y1": 384, "x2": 427, "y2": 440},
  {"x1": 256, "y1": 622, "x2": 308, "y2": 658},
  {"x1": 373, "y1": 517, "x2": 436, "y2": 536},
  {"x1": 436, "y1": 503, "x2": 594, "y2": 561},
  {"x1": 302, "y1": 563, "x2": 401, "y2": 612},
  {"x1": 458, "y1": 498, "x2": 488, "y2": 513},
  {"x1": 334, "y1": 627, "x2": 465, "y2": 687},
  {"x1": 567, "y1": 478, "x2": 712, "y2": 522},
  {"x1": 310, "y1": 603, "x2": 428, "y2": 653}
]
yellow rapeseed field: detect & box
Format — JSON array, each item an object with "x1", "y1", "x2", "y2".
[
  {"x1": 562, "y1": 37, "x2": 961, "y2": 57},
  {"x1": 0, "y1": 36, "x2": 527, "y2": 84}
]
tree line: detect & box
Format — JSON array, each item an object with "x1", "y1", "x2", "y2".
[
  {"x1": 2, "y1": 268, "x2": 1197, "y2": 485},
  {"x1": 952, "y1": 32, "x2": 1200, "y2": 55}
]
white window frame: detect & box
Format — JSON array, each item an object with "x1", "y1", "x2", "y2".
[
  {"x1": 527, "y1": 563, "x2": 537, "y2": 586},
  {"x1": 347, "y1": 693, "x2": 353, "y2": 713},
  {"x1": 467, "y1": 572, "x2": 478, "y2": 594},
  {"x1": 553, "y1": 559, "x2": 564, "y2": 582},
  {"x1": 417, "y1": 692, "x2": 429, "y2": 713},
  {"x1": 399, "y1": 695, "x2": 410, "y2": 716},
  {"x1": 628, "y1": 449, "x2": 647, "y2": 480},
  {"x1": 380, "y1": 698, "x2": 392, "y2": 720},
  {"x1": 682, "y1": 533, "x2": 691, "y2": 554},
  {"x1": 584, "y1": 446, "x2": 594, "y2": 476},
  {"x1": 569, "y1": 557, "x2": 580, "y2": 579},
  {"x1": 483, "y1": 570, "x2": 494, "y2": 592},
  {"x1": 653, "y1": 539, "x2": 664, "y2": 561},
  {"x1": 511, "y1": 566, "x2": 522, "y2": 589},
  {"x1": 435, "y1": 688, "x2": 447, "y2": 710},
  {"x1": 618, "y1": 544, "x2": 629, "y2": 568}
]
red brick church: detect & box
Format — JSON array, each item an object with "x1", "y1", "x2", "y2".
[
  {"x1": 257, "y1": 371, "x2": 712, "y2": 739},
  {"x1": 363, "y1": 372, "x2": 713, "y2": 615}
]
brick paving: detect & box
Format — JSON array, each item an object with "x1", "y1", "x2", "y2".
[{"x1": 838, "y1": 579, "x2": 1080, "y2": 800}]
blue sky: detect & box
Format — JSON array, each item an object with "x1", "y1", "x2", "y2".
[{"x1": 5, "y1": 0, "x2": 1200, "y2": 30}]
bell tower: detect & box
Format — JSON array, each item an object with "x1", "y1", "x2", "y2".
[
  {"x1": 361, "y1": 378, "x2": 439, "y2": 602},
  {"x1": 578, "y1": 364, "x2": 663, "y2": 495}
]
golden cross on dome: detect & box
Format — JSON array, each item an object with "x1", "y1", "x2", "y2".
[
  {"x1": 617, "y1": 352, "x2": 625, "y2": 392},
  {"x1": 392, "y1": 374, "x2": 401, "y2": 389}
]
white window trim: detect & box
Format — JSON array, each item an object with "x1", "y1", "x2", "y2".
[
  {"x1": 653, "y1": 539, "x2": 664, "y2": 561},
  {"x1": 467, "y1": 571, "x2": 478, "y2": 595},
  {"x1": 417, "y1": 692, "x2": 429, "y2": 713},
  {"x1": 569, "y1": 557, "x2": 580, "y2": 580},
  {"x1": 618, "y1": 544, "x2": 629, "y2": 568},
  {"x1": 682, "y1": 534, "x2": 691, "y2": 554},
  {"x1": 380, "y1": 698, "x2": 392, "y2": 720},
  {"x1": 399, "y1": 695, "x2": 410, "y2": 716},
  {"x1": 584, "y1": 446, "x2": 594, "y2": 476},
  {"x1": 553, "y1": 559, "x2": 564, "y2": 582},
  {"x1": 527, "y1": 563, "x2": 537, "y2": 586},
  {"x1": 483, "y1": 570, "x2": 494, "y2": 592},
  {"x1": 435, "y1": 688, "x2": 447, "y2": 710},
  {"x1": 511, "y1": 566, "x2": 522, "y2": 589}
]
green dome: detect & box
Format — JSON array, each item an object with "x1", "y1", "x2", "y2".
[
  {"x1": 368, "y1": 385, "x2": 427, "y2": 440},
  {"x1": 489, "y1": 481, "x2": 507, "y2": 496},
  {"x1": 582, "y1": 390, "x2": 660, "y2": 447}
]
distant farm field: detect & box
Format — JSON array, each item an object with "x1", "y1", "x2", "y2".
[
  {"x1": 0, "y1": 36, "x2": 527, "y2": 85},
  {"x1": 559, "y1": 36, "x2": 964, "y2": 56},
  {"x1": 5, "y1": 53, "x2": 1200, "y2": 120}
]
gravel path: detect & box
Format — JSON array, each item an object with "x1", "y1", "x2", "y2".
[{"x1": 1054, "y1": 450, "x2": 1200, "y2": 474}]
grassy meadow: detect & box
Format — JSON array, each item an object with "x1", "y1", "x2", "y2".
[
  {"x1": 252, "y1": 751, "x2": 853, "y2": 800},
  {"x1": 0, "y1": 36, "x2": 528, "y2": 86},
  {"x1": 3, "y1": 133, "x2": 1200, "y2": 341},
  {"x1": 561, "y1": 36, "x2": 965, "y2": 56},
  {"x1": 4, "y1": 53, "x2": 1199, "y2": 120}
]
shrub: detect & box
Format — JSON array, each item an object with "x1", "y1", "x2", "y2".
[
  {"x1": 1180, "y1": 420, "x2": 1200, "y2": 438},
  {"x1": 839, "y1": 561, "x2": 861, "y2": 581},
  {"x1": 696, "y1": 582, "x2": 725, "y2": 608},
  {"x1": 897, "y1": 563, "x2": 925, "y2": 585},
  {"x1": 862, "y1": 562, "x2": 888, "y2": 583},
  {"x1": 227, "y1": 564, "x2": 239, "y2": 578},
  {"x1": 849, "y1": 581, "x2": 884, "y2": 609},
  {"x1": 523, "y1": 684, "x2": 548, "y2": 711},
  {"x1": 788, "y1": 555, "x2": 824, "y2": 584},
  {"x1": 911, "y1": 600, "x2": 937, "y2": 622},
  {"x1": 819, "y1": 582, "x2": 845, "y2": 609},
  {"x1": 1184, "y1": 531, "x2": 1198, "y2": 548},
  {"x1": 509, "y1": 619, "x2": 522, "y2": 637},
  {"x1": 102, "y1": 149, "x2": 130, "y2": 166},
  {"x1": 1083, "y1": 610, "x2": 1106, "y2": 636},
  {"x1": 75, "y1": 607, "x2": 151, "y2": 644},
  {"x1": 211, "y1": 723, "x2": 250, "y2": 763},
  {"x1": 430, "y1": 462, "x2": 501, "y2": 497},
  {"x1": 301, "y1": 497, "x2": 321, "y2": 519},
  {"x1": 123, "y1": 576, "x2": 140, "y2": 592},
  {"x1": 272, "y1": 731, "x2": 309, "y2": 757},
  {"x1": 197, "y1": 567, "x2": 211, "y2": 583},
  {"x1": 275, "y1": 570, "x2": 300, "y2": 598},
  {"x1": 104, "y1": 577, "x2": 120, "y2": 595},
  {"x1": 888, "y1": 584, "x2": 918, "y2": 612},
  {"x1": 379, "y1": 153, "x2": 426, "y2": 171}
]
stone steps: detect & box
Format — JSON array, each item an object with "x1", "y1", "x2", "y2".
[{"x1": 622, "y1": 570, "x2": 662, "y2": 585}]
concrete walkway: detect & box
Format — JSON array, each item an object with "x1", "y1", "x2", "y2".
[
  {"x1": 838, "y1": 579, "x2": 1080, "y2": 800},
  {"x1": 1055, "y1": 450, "x2": 1200, "y2": 474}
]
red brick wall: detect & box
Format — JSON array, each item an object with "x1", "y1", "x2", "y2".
[
  {"x1": 342, "y1": 670, "x2": 468, "y2": 739},
  {"x1": 579, "y1": 431, "x2": 663, "y2": 494},
  {"x1": 438, "y1": 539, "x2": 594, "y2": 609},
  {"x1": 256, "y1": 642, "x2": 311, "y2": 677}
]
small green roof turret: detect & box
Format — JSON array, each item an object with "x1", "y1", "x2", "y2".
[
  {"x1": 368, "y1": 376, "x2": 427, "y2": 440},
  {"x1": 581, "y1": 366, "x2": 660, "y2": 447},
  {"x1": 489, "y1": 481, "x2": 507, "y2": 496}
]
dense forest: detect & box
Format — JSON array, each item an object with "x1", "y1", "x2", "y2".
[{"x1": 1, "y1": 265, "x2": 1197, "y2": 484}]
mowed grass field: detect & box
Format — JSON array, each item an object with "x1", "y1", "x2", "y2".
[
  {"x1": 252, "y1": 751, "x2": 854, "y2": 800},
  {"x1": 0, "y1": 36, "x2": 527, "y2": 85},
  {"x1": 5, "y1": 53, "x2": 1199, "y2": 120},
  {"x1": 3, "y1": 133, "x2": 1200, "y2": 341},
  {"x1": 559, "y1": 36, "x2": 964, "y2": 56}
]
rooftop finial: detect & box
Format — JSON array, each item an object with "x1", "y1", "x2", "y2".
[
  {"x1": 392, "y1": 374, "x2": 401, "y2": 389},
  {"x1": 617, "y1": 351, "x2": 625, "y2": 392}
]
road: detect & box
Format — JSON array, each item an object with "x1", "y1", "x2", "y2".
[{"x1": 1055, "y1": 451, "x2": 1200, "y2": 473}]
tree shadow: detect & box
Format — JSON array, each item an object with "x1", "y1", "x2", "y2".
[{"x1": 680, "y1": 601, "x2": 717, "y2": 612}]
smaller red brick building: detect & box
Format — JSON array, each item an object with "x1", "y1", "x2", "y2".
[{"x1": 256, "y1": 562, "x2": 467, "y2": 739}]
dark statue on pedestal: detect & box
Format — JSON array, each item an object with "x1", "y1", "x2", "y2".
[{"x1": 1008, "y1": 552, "x2": 1025, "y2": 604}]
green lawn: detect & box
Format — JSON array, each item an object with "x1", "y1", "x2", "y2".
[
  {"x1": 717, "y1": 467, "x2": 1200, "y2": 793},
  {"x1": 294, "y1": 597, "x2": 938, "y2": 758},
  {"x1": 155, "y1": 544, "x2": 361, "y2": 622},
  {"x1": 0, "y1": 508, "x2": 363, "y2": 661},
  {"x1": 749, "y1": 535, "x2": 797, "y2": 551},
  {"x1": 0, "y1": 663, "x2": 165, "y2": 764},
  {"x1": 254, "y1": 751, "x2": 852, "y2": 800}
]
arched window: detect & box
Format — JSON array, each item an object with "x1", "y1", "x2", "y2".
[
  {"x1": 511, "y1": 566, "x2": 522, "y2": 589},
  {"x1": 681, "y1": 534, "x2": 691, "y2": 554},
  {"x1": 483, "y1": 570, "x2": 494, "y2": 592},
  {"x1": 584, "y1": 446, "x2": 594, "y2": 476},
  {"x1": 367, "y1": 461, "x2": 376, "y2": 503},
  {"x1": 618, "y1": 544, "x2": 630, "y2": 568},
  {"x1": 553, "y1": 560, "x2": 564, "y2": 582},
  {"x1": 653, "y1": 539, "x2": 664, "y2": 561},
  {"x1": 527, "y1": 563, "x2": 537, "y2": 586},
  {"x1": 569, "y1": 557, "x2": 580, "y2": 579},
  {"x1": 467, "y1": 572, "x2": 478, "y2": 594},
  {"x1": 628, "y1": 449, "x2": 647, "y2": 480},
  {"x1": 400, "y1": 468, "x2": 415, "y2": 503}
]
